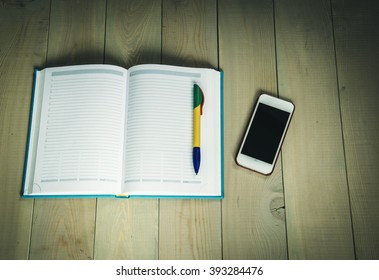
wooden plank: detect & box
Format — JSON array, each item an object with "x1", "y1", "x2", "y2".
[
  {"x1": 0, "y1": 0, "x2": 50, "y2": 260},
  {"x1": 332, "y1": 0, "x2": 379, "y2": 259},
  {"x1": 275, "y1": 0, "x2": 355, "y2": 259},
  {"x1": 219, "y1": 0, "x2": 288, "y2": 259},
  {"x1": 94, "y1": 0, "x2": 161, "y2": 259},
  {"x1": 45, "y1": 0, "x2": 106, "y2": 67},
  {"x1": 29, "y1": 0, "x2": 106, "y2": 259},
  {"x1": 159, "y1": 0, "x2": 221, "y2": 259},
  {"x1": 103, "y1": 0, "x2": 162, "y2": 68}
]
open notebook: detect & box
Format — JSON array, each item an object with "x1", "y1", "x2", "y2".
[{"x1": 22, "y1": 64, "x2": 223, "y2": 198}]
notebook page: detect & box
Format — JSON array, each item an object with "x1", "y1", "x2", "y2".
[
  {"x1": 123, "y1": 65, "x2": 221, "y2": 196},
  {"x1": 31, "y1": 65, "x2": 127, "y2": 195}
]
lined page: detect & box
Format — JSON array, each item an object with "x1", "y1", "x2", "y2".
[
  {"x1": 32, "y1": 65, "x2": 127, "y2": 195},
  {"x1": 123, "y1": 65, "x2": 222, "y2": 196}
]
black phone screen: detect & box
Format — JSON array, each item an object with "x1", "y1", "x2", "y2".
[{"x1": 241, "y1": 103, "x2": 290, "y2": 164}]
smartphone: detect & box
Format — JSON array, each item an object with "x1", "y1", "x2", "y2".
[{"x1": 236, "y1": 94, "x2": 294, "y2": 175}]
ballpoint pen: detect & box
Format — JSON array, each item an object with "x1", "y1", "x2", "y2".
[{"x1": 193, "y1": 84, "x2": 204, "y2": 175}]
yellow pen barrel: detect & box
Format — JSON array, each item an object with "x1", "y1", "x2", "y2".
[{"x1": 193, "y1": 105, "x2": 201, "y2": 147}]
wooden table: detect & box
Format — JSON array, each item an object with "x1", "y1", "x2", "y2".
[{"x1": 1, "y1": 0, "x2": 378, "y2": 260}]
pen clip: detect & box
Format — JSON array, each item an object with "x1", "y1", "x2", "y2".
[{"x1": 200, "y1": 87, "x2": 205, "y2": 115}]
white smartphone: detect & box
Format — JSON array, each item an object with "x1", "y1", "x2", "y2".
[{"x1": 236, "y1": 94, "x2": 294, "y2": 175}]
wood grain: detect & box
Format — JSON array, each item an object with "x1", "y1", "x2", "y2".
[
  {"x1": 275, "y1": 0, "x2": 355, "y2": 259},
  {"x1": 159, "y1": 0, "x2": 221, "y2": 259},
  {"x1": 29, "y1": 199, "x2": 95, "y2": 259},
  {"x1": 104, "y1": 0, "x2": 162, "y2": 68},
  {"x1": 219, "y1": 0, "x2": 288, "y2": 259},
  {"x1": 332, "y1": 0, "x2": 379, "y2": 259},
  {"x1": 45, "y1": 0, "x2": 106, "y2": 67},
  {"x1": 162, "y1": 0, "x2": 217, "y2": 69},
  {"x1": 0, "y1": 0, "x2": 50, "y2": 260},
  {"x1": 29, "y1": 0, "x2": 106, "y2": 259},
  {"x1": 94, "y1": 0, "x2": 161, "y2": 260}
]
